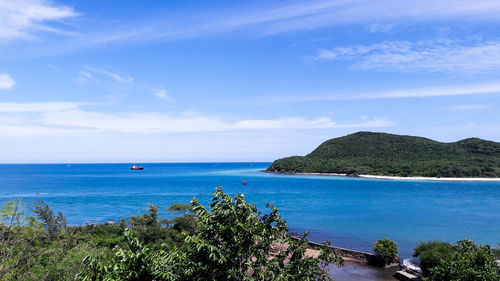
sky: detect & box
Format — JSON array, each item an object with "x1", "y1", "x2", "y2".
[{"x1": 0, "y1": 0, "x2": 500, "y2": 163}]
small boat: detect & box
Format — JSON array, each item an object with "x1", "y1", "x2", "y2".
[
  {"x1": 131, "y1": 165, "x2": 144, "y2": 170},
  {"x1": 241, "y1": 180, "x2": 248, "y2": 185}
]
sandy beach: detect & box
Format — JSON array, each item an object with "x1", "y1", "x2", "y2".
[{"x1": 264, "y1": 171, "x2": 500, "y2": 182}]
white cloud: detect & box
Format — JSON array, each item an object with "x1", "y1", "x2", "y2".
[
  {"x1": 0, "y1": 102, "x2": 393, "y2": 135},
  {"x1": 41, "y1": 110, "x2": 392, "y2": 134},
  {"x1": 312, "y1": 40, "x2": 500, "y2": 73},
  {"x1": 0, "y1": 73, "x2": 15, "y2": 89},
  {"x1": 0, "y1": 0, "x2": 77, "y2": 40},
  {"x1": 232, "y1": 117, "x2": 393, "y2": 130}
]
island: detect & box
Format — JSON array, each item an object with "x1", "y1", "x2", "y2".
[{"x1": 266, "y1": 132, "x2": 500, "y2": 178}]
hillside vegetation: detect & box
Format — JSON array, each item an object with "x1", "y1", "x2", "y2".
[{"x1": 267, "y1": 132, "x2": 500, "y2": 178}]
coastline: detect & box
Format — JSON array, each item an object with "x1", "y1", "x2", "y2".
[{"x1": 263, "y1": 170, "x2": 500, "y2": 182}]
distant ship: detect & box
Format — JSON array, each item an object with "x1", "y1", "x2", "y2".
[
  {"x1": 241, "y1": 180, "x2": 248, "y2": 185},
  {"x1": 130, "y1": 165, "x2": 144, "y2": 170}
]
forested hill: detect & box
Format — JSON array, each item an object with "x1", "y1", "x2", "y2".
[{"x1": 267, "y1": 132, "x2": 500, "y2": 178}]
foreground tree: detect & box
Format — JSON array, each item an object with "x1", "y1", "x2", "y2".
[{"x1": 80, "y1": 186, "x2": 343, "y2": 280}]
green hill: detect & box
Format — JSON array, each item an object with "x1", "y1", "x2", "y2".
[{"x1": 267, "y1": 132, "x2": 500, "y2": 178}]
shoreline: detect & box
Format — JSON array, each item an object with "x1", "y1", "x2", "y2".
[{"x1": 262, "y1": 170, "x2": 500, "y2": 182}]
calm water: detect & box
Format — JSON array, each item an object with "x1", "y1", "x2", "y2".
[{"x1": 1, "y1": 162, "x2": 499, "y2": 258}]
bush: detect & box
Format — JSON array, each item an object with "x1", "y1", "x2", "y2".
[
  {"x1": 427, "y1": 239, "x2": 500, "y2": 281},
  {"x1": 413, "y1": 241, "x2": 454, "y2": 276},
  {"x1": 373, "y1": 238, "x2": 398, "y2": 266}
]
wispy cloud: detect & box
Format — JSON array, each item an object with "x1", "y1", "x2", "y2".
[
  {"x1": 0, "y1": 73, "x2": 15, "y2": 89},
  {"x1": 311, "y1": 40, "x2": 500, "y2": 73},
  {"x1": 0, "y1": 0, "x2": 77, "y2": 40},
  {"x1": 83, "y1": 67, "x2": 133, "y2": 84},
  {"x1": 367, "y1": 23, "x2": 394, "y2": 33},
  {"x1": 0, "y1": 102, "x2": 78, "y2": 112},
  {"x1": 0, "y1": 102, "x2": 392, "y2": 135},
  {"x1": 246, "y1": 82, "x2": 500, "y2": 105},
  {"x1": 18, "y1": 0, "x2": 500, "y2": 52},
  {"x1": 77, "y1": 67, "x2": 169, "y2": 100},
  {"x1": 352, "y1": 82, "x2": 500, "y2": 99},
  {"x1": 444, "y1": 104, "x2": 493, "y2": 111},
  {"x1": 154, "y1": 89, "x2": 169, "y2": 100},
  {"x1": 41, "y1": 110, "x2": 392, "y2": 134}
]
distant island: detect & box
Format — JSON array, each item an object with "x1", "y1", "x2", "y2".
[{"x1": 266, "y1": 132, "x2": 500, "y2": 178}]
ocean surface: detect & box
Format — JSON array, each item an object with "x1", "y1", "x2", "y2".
[{"x1": 1, "y1": 162, "x2": 499, "y2": 258}]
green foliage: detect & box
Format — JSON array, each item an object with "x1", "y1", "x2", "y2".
[
  {"x1": 413, "y1": 241, "x2": 454, "y2": 276},
  {"x1": 180, "y1": 186, "x2": 342, "y2": 280},
  {"x1": 166, "y1": 203, "x2": 197, "y2": 234},
  {"x1": 31, "y1": 198, "x2": 67, "y2": 235},
  {"x1": 373, "y1": 238, "x2": 398, "y2": 266},
  {"x1": 80, "y1": 187, "x2": 343, "y2": 281},
  {"x1": 0, "y1": 199, "x2": 24, "y2": 228},
  {"x1": 493, "y1": 244, "x2": 500, "y2": 259},
  {"x1": 166, "y1": 203, "x2": 193, "y2": 217},
  {"x1": 0, "y1": 198, "x2": 191, "y2": 281},
  {"x1": 267, "y1": 131, "x2": 500, "y2": 178},
  {"x1": 425, "y1": 239, "x2": 500, "y2": 281},
  {"x1": 129, "y1": 203, "x2": 159, "y2": 228},
  {"x1": 79, "y1": 228, "x2": 160, "y2": 281}
]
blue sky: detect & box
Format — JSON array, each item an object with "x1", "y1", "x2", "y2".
[{"x1": 1, "y1": 0, "x2": 500, "y2": 163}]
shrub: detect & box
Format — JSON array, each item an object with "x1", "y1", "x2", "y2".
[
  {"x1": 427, "y1": 239, "x2": 500, "y2": 281},
  {"x1": 413, "y1": 241, "x2": 454, "y2": 276},
  {"x1": 373, "y1": 238, "x2": 398, "y2": 266}
]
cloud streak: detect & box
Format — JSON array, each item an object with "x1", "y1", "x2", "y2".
[
  {"x1": 444, "y1": 104, "x2": 493, "y2": 111},
  {"x1": 312, "y1": 40, "x2": 500, "y2": 73},
  {"x1": 83, "y1": 67, "x2": 133, "y2": 84},
  {"x1": 0, "y1": 0, "x2": 77, "y2": 40},
  {"x1": 0, "y1": 102, "x2": 392, "y2": 135},
  {"x1": 0, "y1": 102, "x2": 78, "y2": 112},
  {"x1": 246, "y1": 82, "x2": 500, "y2": 105},
  {"x1": 16, "y1": 0, "x2": 500, "y2": 52},
  {"x1": 77, "y1": 67, "x2": 169, "y2": 100}
]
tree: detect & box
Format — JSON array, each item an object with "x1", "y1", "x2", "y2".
[
  {"x1": 0, "y1": 199, "x2": 23, "y2": 228},
  {"x1": 0, "y1": 199, "x2": 46, "y2": 279},
  {"x1": 31, "y1": 198, "x2": 66, "y2": 235},
  {"x1": 426, "y1": 239, "x2": 500, "y2": 281},
  {"x1": 129, "y1": 204, "x2": 159, "y2": 227},
  {"x1": 373, "y1": 238, "x2": 398, "y2": 266},
  {"x1": 413, "y1": 241, "x2": 454, "y2": 276},
  {"x1": 180, "y1": 186, "x2": 342, "y2": 280},
  {"x1": 80, "y1": 186, "x2": 343, "y2": 280},
  {"x1": 166, "y1": 203, "x2": 197, "y2": 234},
  {"x1": 166, "y1": 203, "x2": 192, "y2": 217},
  {"x1": 0, "y1": 199, "x2": 26, "y2": 278}
]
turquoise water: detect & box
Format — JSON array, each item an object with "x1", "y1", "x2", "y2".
[{"x1": 1, "y1": 162, "x2": 499, "y2": 257}]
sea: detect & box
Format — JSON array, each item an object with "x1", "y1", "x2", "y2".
[{"x1": 1, "y1": 162, "x2": 499, "y2": 258}]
